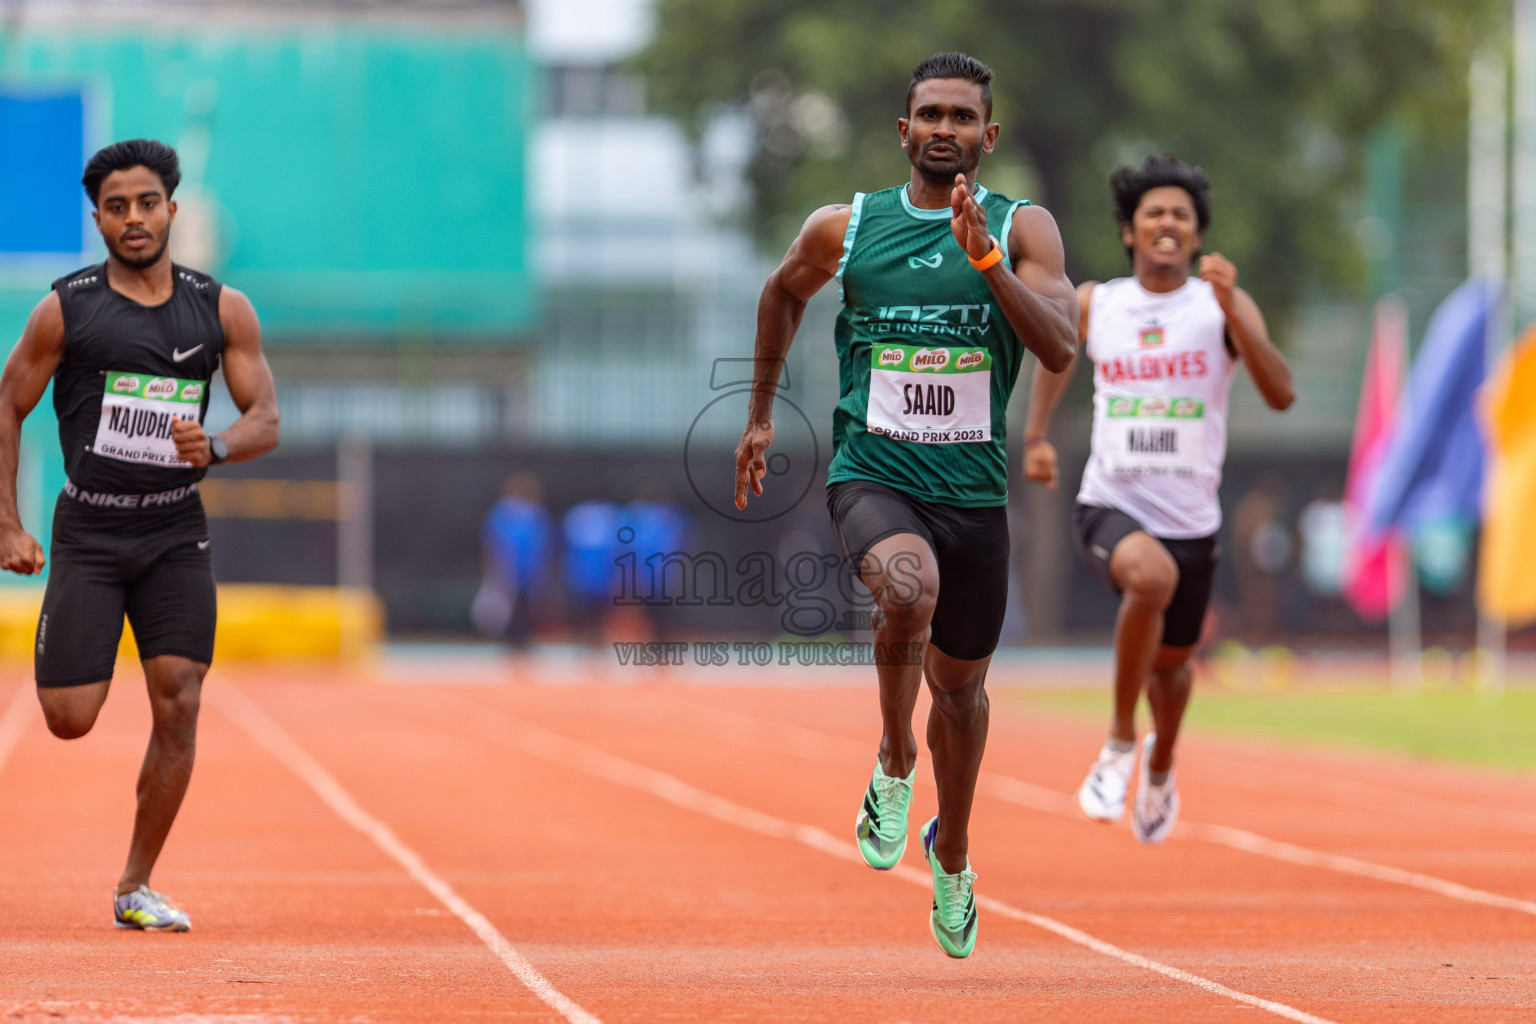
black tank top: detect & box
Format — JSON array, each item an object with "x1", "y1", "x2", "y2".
[{"x1": 51, "y1": 263, "x2": 226, "y2": 495}]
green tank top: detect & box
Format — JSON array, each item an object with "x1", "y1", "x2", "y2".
[{"x1": 825, "y1": 183, "x2": 1030, "y2": 507}]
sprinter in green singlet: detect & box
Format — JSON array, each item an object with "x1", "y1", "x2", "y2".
[{"x1": 733, "y1": 52, "x2": 1076, "y2": 958}]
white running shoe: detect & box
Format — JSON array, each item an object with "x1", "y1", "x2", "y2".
[
  {"x1": 1132, "y1": 732, "x2": 1180, "y2": 845},
  {"x1": 113, "y1": 885, "x2": 191, "y2": 932},
  {"x1": 1077, "y1": 739, "x2": 1135, "y2": 822}
]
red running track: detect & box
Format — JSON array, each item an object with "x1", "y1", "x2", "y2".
[{"x1": 0, "y1": 659, "x2": 1532, "y2": 1023}]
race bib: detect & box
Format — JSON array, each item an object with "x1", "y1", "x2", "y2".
[
  {"x1": 1100, "y1": 396, "x2": 1205, "y2": 477},
  {"x1": 866, "y1": 342, "x2": 992, "y2": 444},
  {"x1": 93, "y1": 371, "x2": 206, "y2": 468}
]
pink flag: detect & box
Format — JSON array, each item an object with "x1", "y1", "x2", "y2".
[{"x1": 1342, "y1": 298, "x2": 1408, "y2": 619}]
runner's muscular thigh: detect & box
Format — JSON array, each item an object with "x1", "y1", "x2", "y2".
[
  {"x1": 37, "y1": 680, "x2": 111, "y2": 739},
  {"x1": 860, "y1": 532, "x2": 939, "y2": 632},
  {"x1": 1108, "y1": 531, "x2": 1178, "y2": 603}
]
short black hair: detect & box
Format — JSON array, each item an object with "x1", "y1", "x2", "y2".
[
  {"x1": 82, "y1": 138, "x2": 181, "y2": 207},
  {"x1": 906, "y1": 51, "x2": 994, "y2": 121},
  {"x1": 1111, "y1": 154, "x2": 1212, "y2": 260}
]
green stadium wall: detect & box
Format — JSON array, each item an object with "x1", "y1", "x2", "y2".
[{"x1": 0, "y1": 21, "x2": 533, "y2": 575}]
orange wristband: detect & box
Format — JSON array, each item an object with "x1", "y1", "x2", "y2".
[{"x1": 968, "y1": 237, "x2": 1005, "y2": 271}]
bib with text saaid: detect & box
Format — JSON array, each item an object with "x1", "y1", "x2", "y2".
[
  {"x1": 94, "y1": 371, "x2": 206, "y2": 467},
  {"x1": 1100, "y1": 396, "x2": 1205, "y2": 477},
  {"x1": 866, "y1": 342, "x2": 992, "y2": 444}
]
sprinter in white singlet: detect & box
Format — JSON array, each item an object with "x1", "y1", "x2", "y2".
[{"x1": 1023, "y1": 155, "x2": 1294, "y2": 843}]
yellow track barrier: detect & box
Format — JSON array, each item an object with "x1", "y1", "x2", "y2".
[{"x1": 0, "y1": 585, "x2": 383, "y2": 663}]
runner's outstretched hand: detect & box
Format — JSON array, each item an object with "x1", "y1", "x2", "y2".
[
  {"x1": 0, "y1": 522, "x2": 44, "y2": 575},
  {"x1": 950, "y1": 174, "x2": 993, "y2": 261},
  {"x1": 1024, "y1": 438, "x2": 1059, "y2": 489},
  {"x1": 734, "y1": 420, "x2": 775, "y2": 510}
]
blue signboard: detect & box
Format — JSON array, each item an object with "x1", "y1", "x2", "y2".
[{"x1": 0, "y1": 91, "x2": 86, "y2": 256}]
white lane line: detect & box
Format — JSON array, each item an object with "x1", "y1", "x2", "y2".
[
  {"x1": 1180, "y1": 822, "x2": 1536, "y2": 917},
  {"x1": 213, "y1": 684, "x2": 601, "y2": 1024},
  {"x1": 449, "y1": 702, "x2": 1340, "y2": 1024},
  {"x1": 980, "y1": 781, "x2": 1536, "y2": 919},
  {"x1": 1185, "y1": 751, "x2": 1536, "y2": 836},
  {"x1": 651, "y1": 694, "x2": 1536, "y2": 919},
  {"x1": 647, "y1": 691, "x2": 1536, "y2": 836},
  {"x1": 971, "y1": 896, "x2": 1336, "y2": 1024},
  {"x1": 0, "y1": 683, "x2": 36, "y2": 779},
  {"x1": 979, "y1": 772, "x2": 1079, "y2": 816}
]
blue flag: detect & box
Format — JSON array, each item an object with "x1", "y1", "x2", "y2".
[{"x1": 1366, "y1": 278, "x2": 1497, "y2": 531}]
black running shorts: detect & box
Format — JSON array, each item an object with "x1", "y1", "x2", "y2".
[
  {"x1": 36, "y1": 491, "x2": 217, "y2": 687},
  {"x1": 1073, "y1": 502, "x2": 1217, "y2": 649},
  {"x1": 827, "y1": 479, "x2": 1010, "y2": 661}
]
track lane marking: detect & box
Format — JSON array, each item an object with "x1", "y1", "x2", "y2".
[
  {"x1": 1178, "y1": 822, "x2": 1536, "y2": 917},
  {"x1": 213, "y1": 684, "x2": 601, "y2": 1024},
  {"x1": 1182, "y1": 751, "x2": 1536, "y2": 836},
  {"x1": 437, "y1": 695, "x2": 1340, "y2": 1024},
  {"x1": 0, "y1": 683, "x2": 35, "y2": 780},
  {"x1": 636, "y1": 689, "x2": 1536, "y2": 834},
  {"x1": 582, "y1": 692, "x2": 1536, "y2": 919}
]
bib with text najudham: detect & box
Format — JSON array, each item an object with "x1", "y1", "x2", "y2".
[{"x1": 93, "y1": 371, "x2": 207, "y2": 468}]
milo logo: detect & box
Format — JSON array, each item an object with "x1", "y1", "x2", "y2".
[
  {"x1": 878, "y1": 348, "x2": 904, "y2": 367},
  {"x1": 955, "y1": 350, "x2": 985, "y2": 370},
  {"x1": 1138, "y1": 396, "x2": 1170, "y2": 417},
  {"x1": 1109, "y1": 397, "x2": 1136, "y2": 416},
  {"x1": 1172, "y1": 398, "x2": 1202, "y2": 417},
  {"x1": 911, "y1": 348, "x2": 950, "y2": 372},
  {"x1": 180, "y1": 383, "x2": 204, "y2": 402},
  {"x1": 113, "y1": 376, "x2": 141, "y2": 394},
  {"x1": 144, "y1": 378, "x2": 177, "y2": 400}
]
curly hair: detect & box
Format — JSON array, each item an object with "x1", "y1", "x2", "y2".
[
  {"x1": 1110, "y1": 154, "x2": 1211, "y2": 263},
  {"x1": 82, "y1": 139, "x2": 181, "y2": 207}
]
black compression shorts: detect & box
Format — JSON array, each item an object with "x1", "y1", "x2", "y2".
[
  {"x1": 36, "y1": 491, "x2": 216, "y2": 687},
  {"x1": 1072, "y1": 502, "x2": 1217, "y2": 648},
  {"x1": 827, "y1": 479, "x2": 1010, "y2": 661}
]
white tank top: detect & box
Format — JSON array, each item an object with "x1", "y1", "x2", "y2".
[{"x1": 1077, "y1": 276, "x2": 1238, "y2": 538}]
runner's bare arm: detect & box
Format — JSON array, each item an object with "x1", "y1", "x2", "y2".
[
  {"x1": 950, "y1": 177, "x2": 1076, "y2": 372},
  {"x1": 1022, "y1": 281, "x2": 1093, "y2": 489},
  {"x1": 0, "y1": 294, "x2": 65, "y2": 573},
  {"x1": 734, "y1": 204, "x2": 851, "y2": 510},
  {"x1": 1199, "y1": 253, "x2": 1294, "y2": 411},
  {"x1": 172, "y1": 287, "x2": 280, "y2": 467}
]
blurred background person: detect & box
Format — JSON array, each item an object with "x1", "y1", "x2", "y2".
[
  {"x1": 474, "y1": 471, "x2": 553, "y2": 648},
  {"x1": 611, "y1": 486, "x2": 691, "y2": 641},
  {"x1": 562, "y1": 499, "x2": 623, "y2": 643}
]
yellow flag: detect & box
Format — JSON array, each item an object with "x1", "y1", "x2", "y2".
[{"x1": 1478, "y1": 324, "x2": 1536, "y2": 624}]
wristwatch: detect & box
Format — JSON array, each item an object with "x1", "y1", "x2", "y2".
[{"x1": 209, "y1": 435, "x2": 229, "y2": 465}]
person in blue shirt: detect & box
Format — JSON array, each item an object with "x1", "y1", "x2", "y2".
[
  {"x1": 562, "y1": 499, "x2": 623, "y2": 642},
  {"x1": 477, "y1": 473, "x2": 552, "y2": 647},
  {"x1": 618, "y1": 491, "x2": 693, "y2": 639}
]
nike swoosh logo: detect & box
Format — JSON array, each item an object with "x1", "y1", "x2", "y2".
[
  {"x1": 197, "y1": 539, "x2": 211, "y2": 550},
  {"x1": 172, "y1": 345, "x2": 204, "y2": 362},
  {"x1": 907, "y1": 253, "x2": 943, "y2": 269}
]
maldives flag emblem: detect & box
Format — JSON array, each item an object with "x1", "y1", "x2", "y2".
[{"x1": 1139, "y1": 326, "x2": 1165, "y2": 347}]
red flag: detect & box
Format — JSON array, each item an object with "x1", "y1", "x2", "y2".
[{"x1": 1342, "y1": 298, "x2": 1408, "y2": 619}]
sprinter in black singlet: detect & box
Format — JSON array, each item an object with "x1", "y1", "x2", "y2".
[{"x1": 0, "y1": 139, "x2": 280, "y2": 931}]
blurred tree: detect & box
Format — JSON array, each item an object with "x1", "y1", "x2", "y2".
[{"x1": 637, "y1": 0, "x2": 1503, "y2": 331}]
